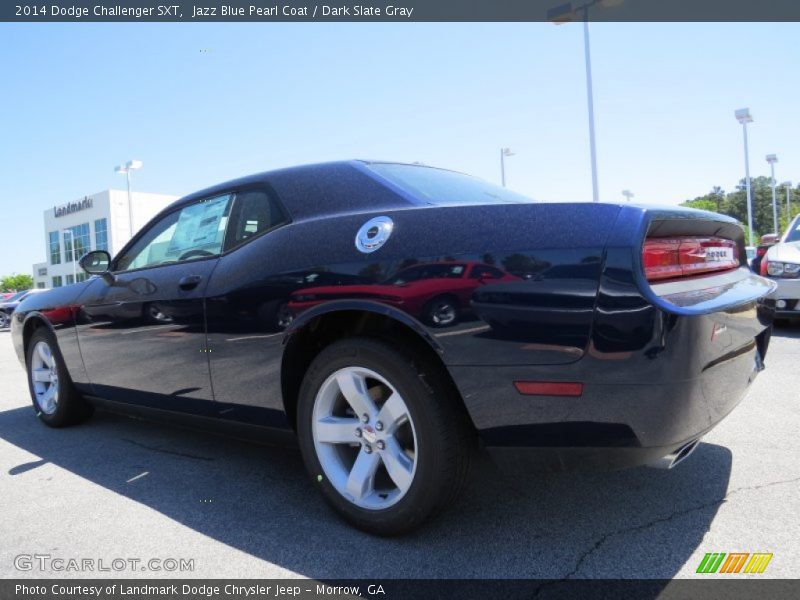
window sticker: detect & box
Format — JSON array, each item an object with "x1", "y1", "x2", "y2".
[{"x1": 167, "y1": 196, "x2": 229, "y2": 257}]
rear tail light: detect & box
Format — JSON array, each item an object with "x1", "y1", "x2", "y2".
[{"x1": 643, "y1": 237, "x2": 739, "y2": 282}]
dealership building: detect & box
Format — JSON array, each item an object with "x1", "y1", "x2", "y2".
[{"x1": 32, "y1": 189, "x2": 179, "y2": 289}]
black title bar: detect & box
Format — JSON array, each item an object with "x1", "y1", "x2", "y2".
[{"x1": 4, "y1": 0, "x2": 800, "y2": 22}]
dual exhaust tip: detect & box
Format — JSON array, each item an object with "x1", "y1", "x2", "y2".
[{"x1": 648, "y1": 439, "x2": 701, "y2": 470}]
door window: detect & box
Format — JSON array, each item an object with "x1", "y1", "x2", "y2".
[{"x1": 116, "y1": 194, "x2": 232, "y2": 272}]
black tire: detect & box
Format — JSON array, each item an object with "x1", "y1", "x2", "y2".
[
  {"x1": 297, "y1": 337, "x2": 473, "y2": 535},
  {"x1": 26, "y1": 328, "x2": 93, "y2": 428},
  {"x1": 422, "y1": 295, "x2": 459, "y2": 327},
  {"x1": 0, "y1": 311, "x2": 9, "y2": 329}
]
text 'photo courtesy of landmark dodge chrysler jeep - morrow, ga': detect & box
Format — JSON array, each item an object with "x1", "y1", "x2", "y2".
[{"x1": 11, "y1": 161, "x2": 776, "y2": 535}]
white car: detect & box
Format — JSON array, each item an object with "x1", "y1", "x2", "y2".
[{"x1": 762, "y1": 214, "x2": 800, "y2": 320}]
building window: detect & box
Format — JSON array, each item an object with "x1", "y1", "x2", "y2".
[
  {"x1": 77, "y1": 272, "x2": 88, "y2": 283},
  {"x1": 66, "y1": 274, "x2": 75, "y2": 285},
  {"x1": 36, "y1": 282, "x2": 46, "y2": 289},
  {"x1": 37, "y1": 267, "x2": 47, "y2": 276},
  {"x1": 95, "y1": 218, "x2": 108, "y2": 251},
  {"x1": 52, "y1": 276, "x2": 63, "y2": 288},
  {"x1": 49, "y1": 231, "x2": 61, "y2": 265},
  {"x1": 64, "y1": 223, "x2": 90, "y2": 262}
]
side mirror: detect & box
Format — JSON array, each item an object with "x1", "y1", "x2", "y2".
[{"x1": 79, "y1": 250, "x2": 111, "y2": 275}]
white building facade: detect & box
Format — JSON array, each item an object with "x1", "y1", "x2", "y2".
[{"x1": 33, "y1": 189, "x2": 178, "y2": 289}]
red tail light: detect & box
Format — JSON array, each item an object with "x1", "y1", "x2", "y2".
[{"x1": 643, "y1": 237, "x2": 739, "y2": 282}]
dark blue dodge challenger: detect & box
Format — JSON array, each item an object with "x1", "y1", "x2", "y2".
[{"x1": 12, "y1": 161, "x2": 775, "y2": 535}]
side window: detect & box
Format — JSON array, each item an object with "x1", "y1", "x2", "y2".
[
  {"x1": 470, "y1": 265, "x2": 504, "y2": 279},
  {"x1": 116, "y1": 194, "x2": 232, "y2": 272},
  {"x1": 223, "y1": 189, "x2": 287, "y2": 252}
]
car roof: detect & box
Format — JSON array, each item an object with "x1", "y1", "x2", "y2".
[{"x1": 162, "y1": 160, "x2": 446, "y2": 222}]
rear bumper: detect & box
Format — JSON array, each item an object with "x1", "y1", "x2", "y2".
[{"x1": 451, "y1": 331, "x2": 763, "y2": 472}]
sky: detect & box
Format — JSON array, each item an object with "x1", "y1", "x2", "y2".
[{"x1": 1, "y1": 22, "x2": 799, "y2": 276}]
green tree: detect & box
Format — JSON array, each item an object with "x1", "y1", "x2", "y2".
[{"x1": 0, "y1": 273, "x2": 34, "y2": 292}]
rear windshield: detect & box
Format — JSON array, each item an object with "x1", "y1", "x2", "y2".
[{"x1": 367, "y1": 163, "x2": 535, "y2": 206}]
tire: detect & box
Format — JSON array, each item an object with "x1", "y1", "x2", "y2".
[
  {"x1": 0, "y1": 311, "x2": 9, "y2": 329},
  {"x1": 26, "y1": 328, "x2": 93, "y2": 428},
  {"x1": 422, "y1": 295, "x2": 459, "y2": 327},
  {"x1": 297, "y1": 337, "x2": 473, "y2": 535}
]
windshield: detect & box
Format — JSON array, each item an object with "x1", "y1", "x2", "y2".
[
  {"x1": 785, "y1": 217, "x2": 800, "y2": 243},
  {"x1": 367, "y1": 163, "x2": 535, "y2": 206},
  {"x1": 5, "y1": 290, "x2": 29, "y2": 302}
]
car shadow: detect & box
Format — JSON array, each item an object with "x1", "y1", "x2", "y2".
[
  {"x1": 0, "y1": 405, "x2": 732, "y2": 579},
  {"x1": 771, "y1": 322, "x2": 800, "y2": 338}
]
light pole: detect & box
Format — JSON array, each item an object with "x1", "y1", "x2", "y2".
[
  {"x1": 61, "y1": 229, "x2": 77, "y2": 282},
  {"x1": 784, "y1": 181, "x2": 793, "y2": 226},
  {"x1": 766, "y1": 154, "x2": 778, "y2": 234},
  {"x1": 735, "y1": 108, "x2": 755, "y2": 246},
  {"x1": 548, "y1": 0, "x2": 623, "y2": 202},
  {"x1": 115, "y1": 159, "x2": 143, "y2": 238},
  {"x1": 622, "y1": 189, "x2": 634, "y2": 202},
  {"x1": 500, "y1": 148, "x2": 515, "y2": 187}
]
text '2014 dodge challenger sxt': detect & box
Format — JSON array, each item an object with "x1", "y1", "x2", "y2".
[{"x1": 11, "y1": 161, "x2": 775, "y2": 535}]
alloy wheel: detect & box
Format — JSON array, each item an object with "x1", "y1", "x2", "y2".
[
  {"x1": 30, "y1": 340, "x2": 59, "y2": 415},
  {"x1": 312, "y1": 366, "x2": 418, "y2": 510}
]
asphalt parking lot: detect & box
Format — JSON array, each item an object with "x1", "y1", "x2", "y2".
[{"x1": 0, "y1": 327, "x2": 798, "y2": 580}]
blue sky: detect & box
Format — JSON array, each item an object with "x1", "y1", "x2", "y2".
[{"x1": 1, "y1": 22, "x2": 799, "y2": 275}]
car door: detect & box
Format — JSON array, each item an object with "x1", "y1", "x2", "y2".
[{"x1": 76, "y1": 193, "x2": 233, "y2": 415}]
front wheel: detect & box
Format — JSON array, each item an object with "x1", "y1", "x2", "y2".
[
  {"x1": 297, "y1": 337, "x2": 473, "y2": 535},
  {"x1": 0, "y1": 311, "x2": 9, "y2": 329},
  {"x1": 422, "y1": 295, "x2": 459, "y2": 327},
  {"x1": 26, "y1": 328, "x2": 93, "y2": 427}
]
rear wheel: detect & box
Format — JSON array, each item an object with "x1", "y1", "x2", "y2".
[
  {"x1": 297, "y1": 337, "x2": 472, "y2": 535},
  {"x1": 0, "y1": 311, "x2": 9, "y2": 329},
  {"x1": 26, "y1": 328, "x2": 93, "y2": 427}
]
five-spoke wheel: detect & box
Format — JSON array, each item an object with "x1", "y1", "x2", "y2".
[
  {"x1": 30, "y1": 340, "x2": 60, "y2": 415},
  {"x1": 297, "y1": 337, "x2": 473, "y2": 535},
  {"x1": 312, "y1": 366, "x2": 417, "y2": 509},
  {"x1": 25, "y1": 328, "x2": 93, "y2": 427}
]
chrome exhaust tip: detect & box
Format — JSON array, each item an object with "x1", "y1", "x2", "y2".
[{"x1": 648, "y1": 439, "x2": 701, "y2": 470}]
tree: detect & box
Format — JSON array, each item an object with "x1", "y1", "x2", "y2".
[{"x1": 0, "y1": 273, "x2": 34, "y2": 292}]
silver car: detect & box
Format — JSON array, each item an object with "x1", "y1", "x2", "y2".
[{"x1": 763, "y1": 214, "x2": 800, "y2": 319}]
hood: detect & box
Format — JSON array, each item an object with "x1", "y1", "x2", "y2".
[{"x1": 766, "y1": 241, "x2": 800, "y2": 264}]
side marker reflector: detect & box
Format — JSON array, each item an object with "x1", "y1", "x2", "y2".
[{"x1": 514, "y1": 381, "x2": 583, "y2": 397}]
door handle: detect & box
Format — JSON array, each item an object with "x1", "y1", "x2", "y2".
[{"x1": 178, "y1": 275, "x2": 203, "y2": 290}]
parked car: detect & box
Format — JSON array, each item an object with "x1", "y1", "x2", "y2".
[
  {"x1": 289, "y1": 261, "x2": 519, "y2": 327},
  {"x1": 0, "y1": 289, "x2": 48, "y2": 328},
  {"x1": 10, "y1": 160, "x2": 775, "y2": 535},
  {"x1": 761, "y1": 215, "x2": 800, "y2": 321},
  {"x1": 750, "y1": 233, "x2": 780, "y2": 274}
]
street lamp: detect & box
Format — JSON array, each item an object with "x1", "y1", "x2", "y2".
[
  {"x1": 734, "y1": 108, "x2": 755, "y2": 246},
  {"x1": 548, "y1": 0, "x2": 624, "y2": 202},
  {"x1": 500, "y1": 148, "x2": 515, "y2": 187},
  {"x1": 783, "y1": 181, "x2": 793, "y2": 226},
  {"x1": 622, "y1": 189, "x2": 634, "y2": 202},
  {"x1": 766, "y1": 154, "x2": 778, "y2": 234},
  {"x1": 61, "y1": 229, "x2": 77, "y2": 283},
  {"x1": 115, "y1": 159, "x2": 143, "y2": 238}
]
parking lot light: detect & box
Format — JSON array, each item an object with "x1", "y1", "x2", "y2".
[
  {"x1": 782, "y1": 182, "x2": 792, "y2": 225},
  {"x1": 500, "y1": 148, "x2": 515, "y2": 187},
  {"x1": 734, "y1": 109, "x2": 755, "y2": 246},
  {"x1": 766, "y1": 154, "x2": 779, "y2": 234},
  {"x1": 115, "y1": 159, "x2": 143, "y2": 238},
  {"x1": 622, "y1": 189, "x2": 634, "y2": 202}
]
